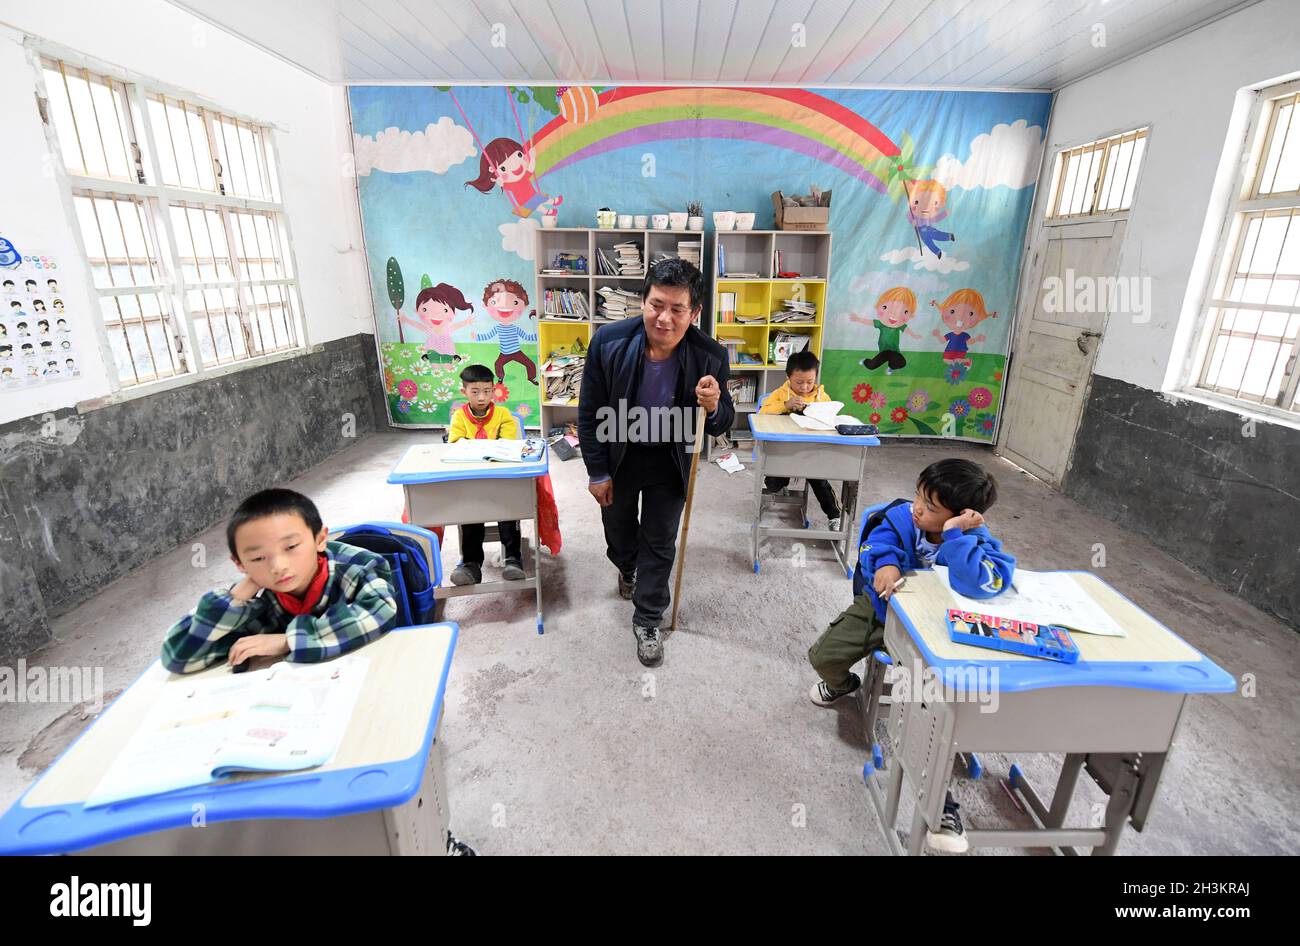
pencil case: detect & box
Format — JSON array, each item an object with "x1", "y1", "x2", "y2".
[{"x1": 946, "y1": 608, "x2": 1080, "y2": 663}]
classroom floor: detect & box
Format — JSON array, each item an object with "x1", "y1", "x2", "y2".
[{"x1": 3, "y1": 430, "x2": 1297, "y2": 855}]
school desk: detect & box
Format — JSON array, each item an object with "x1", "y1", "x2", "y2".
[
  {"x1": 860, "y1": 569, "x2": 1234, "y2": 855},
  {"x1": 748, "y1": 413, "x2": 879, "y2": 575},
  {"x1": 389, "y1": 441, "x2": 549, "y2": 634},
  {"x1": 0, "y1": 623, "x2": 458, "y2": 856}
]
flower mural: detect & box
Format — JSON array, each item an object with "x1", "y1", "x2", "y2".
[
  {"x1": 968, "y1": 386, "x2": 993, "y2": 409},
  {"x1": 493, "y1": 382, "x2": 510, "y2": 402},
  {"x1": 852, "y1": 382, "x2": 873, "y2": 404},
  {"x1": 950, "y1": 397, "x2": 971, "y2": 418},
  {"x1": 907, "y1": 389, "x2": 930, "y2": 413},
  {"x1": 890, "y1": 406, "x2": 909, "y2": 424},
  {"x1": 397, "y1": 378, "x2": 419, "y2": 400},
  {"x1": 945, "y1": 362, "x2": 970, "y2": 385}
]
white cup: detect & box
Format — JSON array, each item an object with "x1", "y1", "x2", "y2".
[
  {"x1": 597, "y1": 210, "x2": 617, "y2": 228},
  {"x1": 541, "y1": 214, "x2": 558, "y2": 229},
  {"x1": 713, "y1": 211, "x2": 736, "y2": 231},
  {"x1": 735, "y1": 212, "x2": 755, "y2": 230},
  {"x1": 617, "y1": 214, "x2": 633, "y2": 228},
  {"x1": 668, "y1": 212, "x2": 688, "y2": 230},
  {"x1": 651, "y1": 214, "x2": 669, "y2": 229},
  {"x1": 634, "y1": 215, "x2": 649, "y2": 228}
]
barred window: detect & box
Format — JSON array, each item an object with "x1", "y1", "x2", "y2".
[
  {"x1": 39, "y1": 56, "x2": 303, "y2": 388},
  {"x1": 1046, "y1": 127, "x2": 1147, "y2": 220},
  {"x1": 1195, "y1": 81, "x2": 1300, "y2": 413}
]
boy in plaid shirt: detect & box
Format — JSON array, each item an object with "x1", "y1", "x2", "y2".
[{"x1": 162, "y1": 488, "x2": 398, "y2": 674}]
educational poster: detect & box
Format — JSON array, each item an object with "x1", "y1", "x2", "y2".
[
  {"x1": 348, "y1": 87, "x2": 1050, "y2": 438},
  {"x1": 0, "y1": 237, "x2": 83, "y2": 392}
]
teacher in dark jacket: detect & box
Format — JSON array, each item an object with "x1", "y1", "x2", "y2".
[{"x1": 578, "y1": 258, "x2": 733, "y2": 666}]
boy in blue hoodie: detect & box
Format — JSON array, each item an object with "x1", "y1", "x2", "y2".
[{"x1": 807, "y1": 458, "x2": 1015, "y2": 850}]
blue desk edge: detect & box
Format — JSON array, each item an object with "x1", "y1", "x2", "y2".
[
  {"x1": 387, "y1": 442, "x2": 549, "y2": 484},
  {"x1": 0, "y1": 622, "x2": 459, "y2": 856},
  {"x1": 890, "y1": 570, "x2": 1236, "y2": 694},
  {"x1": 747, "y1": 413, "x2": 880, "y2": 446}
]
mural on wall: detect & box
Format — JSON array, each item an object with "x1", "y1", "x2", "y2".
[{"x1": 349, "y1": 85, "x2": 1050, "y2": 438}]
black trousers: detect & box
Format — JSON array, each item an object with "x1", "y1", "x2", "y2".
[
  {"x1": 460, "y1": 520, "x2": 521, "y2": 565},
  {"x1": 765, "y1": 476, "x2": 841, "y2": 520},
  {"x1": 601, "y1": 444, "x2": 686, "y2": 628},
  {"x1": 862, "y1": 349, "x2": 907, "y2": 370}
]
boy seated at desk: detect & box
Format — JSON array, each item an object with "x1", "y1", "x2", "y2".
[
  {"x1": 448, "y1": 362, "x2": 526, "y2": 585},
  {"x1": 759, "y1": 349, "x2": 843, "y2": 530},
  {"x1": 807, "y1": 458, "x2": 1015, "y2": 852},
  {"x1": 162, "y1": 488, "x2": 398, "y2": 674}
]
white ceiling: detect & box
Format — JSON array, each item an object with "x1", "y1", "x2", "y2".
[{"x1": 171, "y1": 0, "x2": 1257, "y2": 90}]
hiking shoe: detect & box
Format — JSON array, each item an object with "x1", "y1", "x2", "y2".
[
  {"x1": 502, "y1": 558, "x2": 526, "y2": 581},
  {"x1": 809, "y1": 672, "x2": 861, "y2": 707},
  {"x1": 927, "y1": 796, "x2": 969, "y2": 854},
  {"x1": 450, "y1": 561, "x2": 482, "y2": 586},
  {"x1": 633, "y1": 624, "x2": 663, "y2": 666},
  {"x1": 617, "y1": 569, "x2": 636, "y2": 600}
]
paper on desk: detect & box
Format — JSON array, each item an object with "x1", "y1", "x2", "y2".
[
  {"x1": 934, "y1": 566, "x2": 1127, "y2": 637},
  {"x1": 85, "y1": 655, "x2": 369, "y2": 808},
  {"x1": 790, "y1": 401, "x2": 862, "y2": 430}
]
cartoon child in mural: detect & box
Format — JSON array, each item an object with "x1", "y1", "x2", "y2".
[
  {"x1": 397, "y1": 283, "x2": 475, "y2": 367},
  {"x1": 477, "y1": 279, "x2": 538, "y2": 385},
  {"x1": 905, "y1": 179, "x2": 956, "y2": 259},
  {"x1": 851, "y1": 286, "x2": 923, "y2": 374},
  {"x1": 464, "y1": 138, "x2": 563, "y2": 219},
  {"x1": 931, "y1": 288, "x2": 997, "y2": 366}
]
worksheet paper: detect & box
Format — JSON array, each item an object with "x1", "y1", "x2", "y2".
[
  {"x1": 934, "y1": 567, "x2": 1127, "y2": 637},
  {"x1": 85, "y1": 655, "x2": 370, "y2": 808}
]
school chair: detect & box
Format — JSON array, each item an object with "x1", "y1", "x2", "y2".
[
  {"x1": 851, "y1": 501, "x2": 983, "y2": 784},
  {"x1": 330, "y1": 521, "x2": 443, "y2": 625},
  {"x1": 757, "y1": 389, "x2": 815, "y2": 529}
]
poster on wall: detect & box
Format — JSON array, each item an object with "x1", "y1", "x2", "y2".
[
  {"x1": 348, "y1": 86, "x2": 1050, "y2": 439},
  {"x1": 0, "y1": 236, "x2": 84, "y2": 393}
]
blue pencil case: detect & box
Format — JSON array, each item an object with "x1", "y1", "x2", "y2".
[{"x1": 946, "y1": 608, "x2": 1080, "y2": 663}]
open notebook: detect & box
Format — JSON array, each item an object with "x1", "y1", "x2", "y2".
[
  {"x1": 85, "y1": 655, "x2": 369, "y2": 808},
  {"x1": 791, "y1": 401, "x2": 862, "y2": 431},
  {"x1": 441, "y1": 437, "x2": 546, "y2": 463}
]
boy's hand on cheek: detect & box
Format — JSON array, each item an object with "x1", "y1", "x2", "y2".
[
  {"x1": 228, "y1": 634, "x2": 289, "y2": 666},
  {"x1": 874, "y1": 565, "x2": 902, "y2": 599},
  {"x1": 231, "y1": 576, "x2": 261, "y2": 604},
  {"x1": 943, "y1": 509, "x2": 985, "y2": 533}
]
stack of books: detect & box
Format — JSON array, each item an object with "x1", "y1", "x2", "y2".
[
  {"x1": 770, "y1": 299, "x2": 816, "y2": 322},
  {"x1": 676, "y1": 240, "x2": 702, "y2": 269},
  {"x1": 726, "y1": 374, "x2": 758, "y2": 406},
  {"x1": 542, "y1": 288, "x2": 589, "y2": 318},
  {"x1": 596, "y1": 286, "x2": 644, "y2": 320},
  {"x1": 541, "y1": 352, "x2": 585, "y2": 404},
  {"x1": 613, "y1": 241, "x2": 644, "y2": 276}
]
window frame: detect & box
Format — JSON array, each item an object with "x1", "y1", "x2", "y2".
[
  {"x1": 1187, "y1": 77, "x2": 1300, "y2": 420},
  {"x1": 1044, "y1": 126, "x2": 1149, "y2": 225},
  {"x1": 27, "y1": 39, "x2": 310, "y2": 405}
]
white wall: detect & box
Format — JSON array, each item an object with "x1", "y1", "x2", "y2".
[
  {"x1": 0, "y1": 0, "x2": 371, "y2": 425},
  {"x1": 1027, "y1": 0, "x2": 1300, "y2": 396}
]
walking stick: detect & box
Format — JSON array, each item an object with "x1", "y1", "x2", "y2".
[{"x1": 670, "y1": 406, "x2": 706, "y2": 633}]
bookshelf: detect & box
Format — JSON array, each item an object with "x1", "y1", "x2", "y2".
[
  {"x1": 711, "y1": 229, "x2": 832, "y2": 452},
  {"x1": 534, "y1": 226, "x2": 708, "y2": 435}
]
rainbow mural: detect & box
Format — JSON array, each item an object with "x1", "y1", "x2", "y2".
[{"x1": 531, "y1": 86, "x2": 901, "y2": 192}]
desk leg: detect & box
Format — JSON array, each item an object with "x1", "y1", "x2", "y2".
[
  {"x1": 1046, "y1": 752, "x2": 1085, "y2": 828},
  {"x1": 906, "y1": 802, "x2": 928, "y2": 856},
  {"x1": 751, "y1": 441, "x2": 765, "y2": 573},
  {"x1": 533, "y1": 483, "x2": 544, "y2": 635}
]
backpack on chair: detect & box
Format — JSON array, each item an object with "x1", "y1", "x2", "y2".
[
  {"x1": 850, "y1": 499, "x2": 910, "y2": 599},
  {"x1": 335, "y1": 524, "x2": 438, "y2": 627}
]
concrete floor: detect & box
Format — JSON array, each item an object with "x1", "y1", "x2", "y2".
[{"x1": 2, "y1": 430, "x2": 1297, "y2": 854}]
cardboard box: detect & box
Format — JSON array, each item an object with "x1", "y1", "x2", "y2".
[{"x1": 772, "y1": 190, "x2": 831, "y2": 231}]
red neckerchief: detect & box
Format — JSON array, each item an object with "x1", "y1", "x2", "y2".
[
  {"x1": 275, "y1": 553, "x2": 329, "y2": 615},
  {"x1": 461, "y1": 403, "x2": 493, "y2": 439}
]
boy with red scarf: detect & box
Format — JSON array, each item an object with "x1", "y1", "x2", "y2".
[
  {"x1": 447, "y1": 363, "x2": 525, "y2": 585},
  {"x1": 161, "y1": 489, "x2": 397, "y2": 674}
]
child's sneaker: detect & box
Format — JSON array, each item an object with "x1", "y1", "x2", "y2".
[
  {"x1": 809, "y1": 672, "x2": 861, "y2": 707},
  {"x1": 502, "y1": 558, "x2": 526, "y2": 581},
  {"x1": 617, "y1": 569, "x2": 635, "y2": 600},
  {"x1": 927, "y1": 796, "x2": 968, "y2": 853},
  {"x1": 446, "y1": 831, "x2": 477, "y2": 856},
  {"x1": 450, "y1": 562, "x2": 482, "y2": 586},
  {"x1": 828, "y1": 516, "x2": 842, "y2": 532}
]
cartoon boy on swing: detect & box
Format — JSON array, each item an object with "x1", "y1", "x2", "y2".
[
  {"x1": 397, "y1": 283, "x2": 475, "y2": 368},
  {"x1": 464, "y1": 137, "x2": 563, "y2": 218}
]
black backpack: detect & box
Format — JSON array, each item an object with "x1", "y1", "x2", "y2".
[
  {"x1": 335, "y1": 525, "x2": 438, "y2": 627},
  {"x1": 850, "y1": 499, "x2": 910, "y2": 598}
]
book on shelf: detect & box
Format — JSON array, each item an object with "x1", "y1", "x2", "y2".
[
  {"x1": 543, "y1": 288, "x2": 589, "y2": 318},
  {"x1": 717, "y1": 291, "x2": 736, "y2": 324}
]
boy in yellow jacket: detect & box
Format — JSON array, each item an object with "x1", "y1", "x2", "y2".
[
  {"x1": 449, "y1": 363, "x2": 525, "y2": 584},
  {"x1": 760, "y1": 350, "x2": 842, "y2": 530}
]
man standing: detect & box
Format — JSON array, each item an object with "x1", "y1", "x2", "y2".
[{"x1": 578, "y1": 259, "x2": 733, "y2": 666}]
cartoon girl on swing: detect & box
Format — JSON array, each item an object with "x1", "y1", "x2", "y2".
[
  {"x1": 397, "y1": 283, "x2": 475, "y2": 367},
  {"x1": 451, "y1": 88, "x2": 562, "y2": 219},
  {"x1": 464, "y1": 138, "x2": 562, "y2": 218}
]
